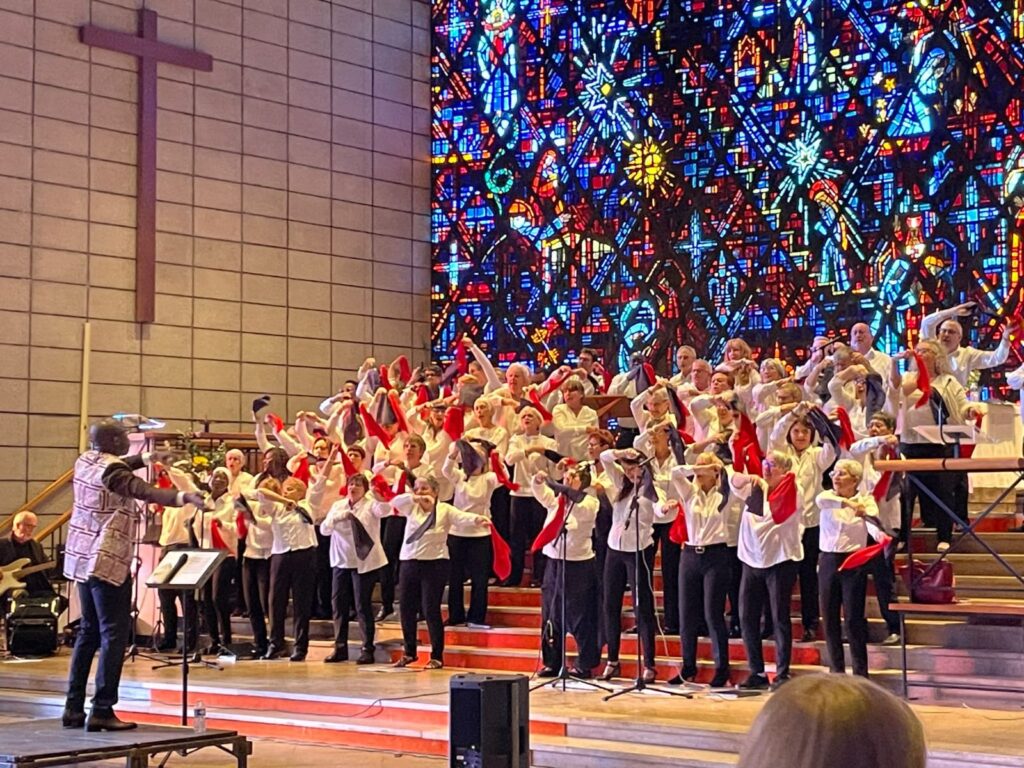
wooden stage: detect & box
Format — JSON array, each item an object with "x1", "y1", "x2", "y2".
[{"x1": 0, "y1": 650, "x2": 1022, "y2": 768}]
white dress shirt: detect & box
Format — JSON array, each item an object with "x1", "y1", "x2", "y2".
[
  {"x1": 256, "y1": 496, "x2": 320, "y2": 554},
  {"x1": 816, "y1": 491, "x2": 881, "y2": 553},
  {"x1": 319, "y1": 495, "x2": 389, "y2": 572},
  {"x1": 441, "y1": 458, "x2": 499, "y2": 537},
  {"x1": 530, "y1": 477, "x2": 599, "y2": 561},
  {"x1": 506, "y1": 433, "x2": 557, "y2": 498},
  {"x1": 734, "y1": 476, "x2": 803, "y2": 568},
  {"x1": 390, "y1": 494, "x2": 483, "y2": 560},
  {"x1": 551, "y1": 403, "x2": 599, "y2": 461},
  {"x1": 599, "y1": 449, "x2": 661, "y2": 552},
  {"x1": 921, "y1": 308, "x2": 1011, "y2": 387}
]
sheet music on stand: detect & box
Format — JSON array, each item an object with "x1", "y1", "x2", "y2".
[
  {"x1": 146, "y1": 549, "x2": 226, "y2": 591},
  {"x1": 912, "y1": 424, "x2": 996, "y2": 448}
]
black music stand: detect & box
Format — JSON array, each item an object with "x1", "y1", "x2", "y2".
[{"x1": 147, "y1": 549, "x2": 227, "y2": 726}]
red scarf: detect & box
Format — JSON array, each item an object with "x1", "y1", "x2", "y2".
[
  {"x1": 490, "y1": 525, "x2": 512, "y2": 581},
  {"x1": 527, "y1": 389, "x2": 553, "y2": 422},
  {"x1": 379, "y1": 364, "x2": 394, "y2": 392},
  {"x1": 595, "y1": 362, "x2": 612, "y2": 393},
  {"x1": 395, "y1": 355, "x2": 412, "y2": 384},
  {"x1": 872, "y1": 443, "x2": 898, "y2": 502},
  {"x1": 839, "y1": 533, "x2": 893, "y2": 572},
  {"x1": 733, "y1": 413, "x2": 764, "y2": 476},
  {"x1": 387, "y1": 391, "x2": 410, "y2": 434},
  {"x1": 768, "y1": 472, "x2": 798, "y2": 524},
  {"x1": 443, "y1": 406, "x2": 465, "y2": 441},
  {"x1": 834, "y1": 407, "x2": 855, "y2": 451},
  {"x1": 490, "y1": 451, "x2": 520, "y2": 491},
  {"x1": 668, "y1": 504, "x2": 689, "y2": 545},
  {"x1": 454, "y1": 337, "x2": 468, "y2": 374},
  {"x1": 359, "y1": 403, "x2": 392, "y2": 448},
  {"x1": 291, "y1": 455, "x2": 311, "y2": 485},
  {"x1": 531, "y1": 496, "x2": 568, "y2": 552},
  {"x1": 371, "y1": 473, "x2": 396, "y2": 502},
  {"x1": 912, "y1": 351, "x2": 931, "y2": 409},
  {"x1": 340, "y1": 447, "x2": 360, "y2": 478}
]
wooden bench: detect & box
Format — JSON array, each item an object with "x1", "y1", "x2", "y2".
[{"x1": 889, "y1": 601, "x2": 1024, "y2": 697}]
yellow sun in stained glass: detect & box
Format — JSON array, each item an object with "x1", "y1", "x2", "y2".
[{"x1": 625, "y1": 137, "x2": 673, "y2": 197}]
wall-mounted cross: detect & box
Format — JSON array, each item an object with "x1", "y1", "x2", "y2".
[{"x1": 80, "y1": 9, "x2": 213, "y2": 323}]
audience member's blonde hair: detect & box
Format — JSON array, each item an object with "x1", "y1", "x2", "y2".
[{"x1": 737, "y1": 674, "x2": 926, "y2": 768}]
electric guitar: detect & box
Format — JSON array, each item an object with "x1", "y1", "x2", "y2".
[{"x1": 0, "y1": 558, "x2": 56, "y2": 598}]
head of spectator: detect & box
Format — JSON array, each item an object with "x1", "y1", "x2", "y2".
[
  {"x1": 12, "y1": 511, "x2": 37, "y2": 544},
  {"x1": 737, "y1": 673, "x2": 926, "y2": 768}
]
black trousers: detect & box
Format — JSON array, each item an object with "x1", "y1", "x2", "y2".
[
  {"x1": 604, "y1": 546, "x2": 657, "y2": 668},
  {"x1": 157, "y1": 543, "x2": 197, "y2": 651},
  {"x1": 726, "y1": 545, "x2": 742, "y2": 632},
  {"x1": 66, "y1": 577, "x2": 131, "y2": 713},
  {"x1": 509, "y1": 495, "x2": 547, "y2": 586},
  {"x1": 447, "y1": 535, "x2": 492, "y2": 625},
  {"x1": 652, "y1": 522, "x2": 681, "y2": 631},
  {"x1": 869, "y1": 549, "x2": 899, "y2": 635},
  {"x1": 378, "y1": 516, "x2": 406, "y2": 610},
  {"x1": 243, "y1": 556, "x2": 270, "y2": 651},
  {"x1": 332, "y1": 566, "x2": 378, "y2": 653},
  {"x1": 901, "y1": 443, "x2": 960, "y2": 544},
  {"x1": 679, "y1": 544, "x2": 731, "y2": 674},
  {"x1": 233, "y1": 538, "x2": 247, "y2": 612},
  {"x1": 399, "y1": 558, "x2": 448, "y2": 661},
  {"x1": 542, "y1": 557, "x2": 600, "y2": 671},
  {"x1": 269, "y1": 547, "x2": 316, "y2": 652},
  {"x1": 740, "y1": 560, "x2": 797, "y2": 678},
  {"x1": 201, "y1": 556, "x2": 235, "y2": 646},
  {"x1": 799, "y1": 526, "x2": 820, "y2": 631},
  {"x1": 313, "y1": 530, "x2": 333, "y2": 617},
  {"x1": 818, "y1": 551, "x2": 869, "y2": 677},
  {"x1": 593, "y1": 503, "x2": 612, "y2": 654}
]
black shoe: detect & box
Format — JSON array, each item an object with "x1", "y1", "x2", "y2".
[
  {"x1": 376, "y1": 607, "x2": 393, "y2": 622},
  {"x1": 443, "y1": 618, "x2": 466, "y2": 627},
  {"x1": 800, "y1": 628, "x2": 817, "y2": 643},
  {"x1": 697, "y1": 624, "x2": 709, "y2": 637},
  {"x1": 62, "y1": 708, "x2": 85, "y2": 728},
  {"x1": 537, "y1": 666, "x2": 558, "y2": 678},
  {"x1": 86, "y1": 711, "x2": 137, "y2": 732},
  {"x1": 667, "y1": 666, "x2": 697, "y2": 686},
  {"x1": 156, "y1": 642, "x2": 177, "y2": 653},
  {"x1": 598, "y1": 662, "x2": 621, "y2": 681},
  {"x1": 263, "y1": 644, "x2": 285, "y2": 660},
  {"x1": 738, "y1": 673, "x2": 770, "y2": 690},
  {"x1": 569, "y1": 666, "x2": 593, "y2": 679},
  {"x1": 290, "y1": 650, "x2": 307, "y2": 662},
  {"x1": 324, "y1": 649, "x2": 348, "y2": 663},
  {"x1": 709, "y1": 669, "x2": 732, "y2": 688},
  {"x1": 356, "y1": 651, "x2": 375, "y2": 665},
  {"x1": 624, "y1": 625, "x2": 638, "y2": 635},
  {"x1": 769, "y1": 674, "x2": 791, "y2": 692},
  {"x1": 662, "y1": 625, "x2": 679, "y2": 636},
  {"x1": 761, "y1": 626, "x2": 775, "y2": 640}
]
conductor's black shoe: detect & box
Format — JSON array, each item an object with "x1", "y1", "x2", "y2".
[
  {"x1": 262, "y1": 644, "x2": 285, "y2": 660},
  {"x1": 709, "y1": 669, "x2": 732, "y2": 688},
  {"x1": 61, "y1": 708, "x2": 85, "y2": 728},
  {"x1": 537, "y1": 666, "x2": 558, "y2": 678},
  {"x1": 738, "y1": 673, "x2": 770, "y2": 690},
  {"x1": 323, "y1": 649, "x2": 348, "y2": 663},
  {"x1": 86, "y1": 711, "x2": 137, "y2": 732},
  {"x1": 289, "y1": 650, "x2": 307, "y2": 662}
]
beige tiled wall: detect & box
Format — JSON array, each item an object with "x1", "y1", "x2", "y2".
[{"x1": 0, "y1": 0, "x2": 431, "y2": 503}]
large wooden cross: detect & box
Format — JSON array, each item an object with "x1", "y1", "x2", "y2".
[{"x1": 80, "y1": 10, "x2": 213, "y2": 323}]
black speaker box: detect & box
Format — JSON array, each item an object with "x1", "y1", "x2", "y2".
[
  {"x1": 7, "y1": 599, "x2": 58, "y2": 657},
  {"x1": 449, "y1": 673, "x2": 529, "y2": 768}
]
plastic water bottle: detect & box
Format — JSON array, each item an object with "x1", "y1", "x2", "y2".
[{"x1": 193, "y1": 700, "x2": 207, "y2": 734}]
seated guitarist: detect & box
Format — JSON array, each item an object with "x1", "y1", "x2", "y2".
[{"x1": 0, "y1": 511, "x2": 55, "y2": 601}]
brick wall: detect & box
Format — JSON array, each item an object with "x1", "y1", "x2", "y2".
[{"x1": 0, "y1": 0, "x2": 431, "y2": 503}]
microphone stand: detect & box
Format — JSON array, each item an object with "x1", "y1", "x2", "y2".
[
  {"x1": 530, "y1": 499, "x2": 611, "y2": 693},
  {"x1": 604, "y1": 475, "x2": 690, "y2": 701}
]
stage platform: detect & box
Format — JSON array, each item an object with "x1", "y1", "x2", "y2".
[
  {"x1": 0, "y1": 718, "x2": 250, "y2": 768},
  {"x1": 0, "y1": 654, "x2": 1022, "y2": 768}
]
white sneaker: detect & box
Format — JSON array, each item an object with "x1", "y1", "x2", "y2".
[
  {"x1": 881, "y1": 633, "x2": 901, "y2": 646},
  {"x1": 936, "y1": 542, "x2": 951, "y2": 554}
]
